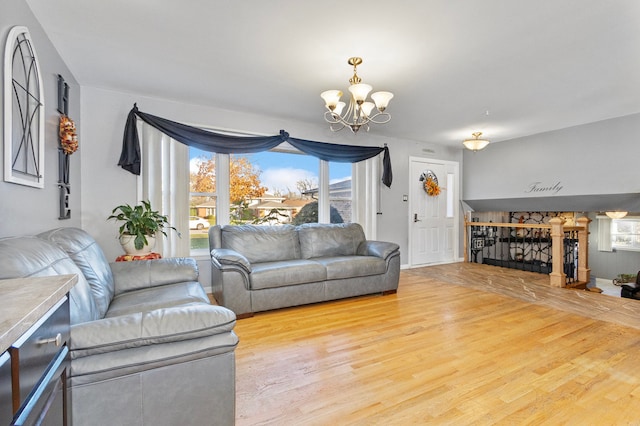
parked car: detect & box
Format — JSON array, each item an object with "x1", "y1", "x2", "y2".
[{"x1": 189, "y1": 216, "x2": 210, "y2": 230}]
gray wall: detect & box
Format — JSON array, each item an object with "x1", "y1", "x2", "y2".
[
  {"x1": 463, "y1": 114, "x2": 640, "y2": 280},
  {"x1": 0, "y1": 0, "x2": 81, "y2": 236},
  {"x1": 463, "y1": 113, "x2": 640, "y2": 211}
]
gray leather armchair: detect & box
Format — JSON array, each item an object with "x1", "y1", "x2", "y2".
[{"x1": 0, "y1": 228, "x2": 238, "y2": 426}]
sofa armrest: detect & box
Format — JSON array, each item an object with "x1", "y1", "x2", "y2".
[
  {"x1": 70, "y1": 304, "x2": 237, "y2": 359},
  {"x1": 358, "y1": 240, "x2": 400, "y2": 260},
  {"x1": 210, "y1": 248, "x2": 252, "y2": 274},
  {"x1": 109, "y1": 257, "x2": 199, "y2": 295}
]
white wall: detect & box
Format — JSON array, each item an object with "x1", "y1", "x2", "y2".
[
  {"x1": 0, "y1": 0, "x2": 81, "y2": 237},
  {"x1": 79, "y1": 86, "x2": 462, "y2": 280}
]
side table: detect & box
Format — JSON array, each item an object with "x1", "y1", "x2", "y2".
[{"x1": 115, "y1": 252, "x2": 162, "y2": 262}]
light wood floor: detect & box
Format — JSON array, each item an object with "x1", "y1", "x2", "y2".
[{"x1": 234, "y1": 263, "x2": 640, "y2": 425}]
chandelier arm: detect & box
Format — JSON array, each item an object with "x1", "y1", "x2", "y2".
[
  {"x1": 323, "y1": 111, "x2": 342, "y2": 124},
  {"x1": 328, "y1": 111, "x2": 372, "y2": 129},
  {"x1": 363, "y1": 112, "x2": 391, "y2": 125}
]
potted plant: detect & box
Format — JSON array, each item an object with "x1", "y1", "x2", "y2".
[{"x1": 107, "y1": 200, "x2": 178, "y2": 255}]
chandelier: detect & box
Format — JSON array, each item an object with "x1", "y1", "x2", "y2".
[
  {"x1": 321, "y1": 57, "x2": 393, "y2": 134},
  {"x1": 462, "y1": 132, "x2": 490, "y2": 151}
]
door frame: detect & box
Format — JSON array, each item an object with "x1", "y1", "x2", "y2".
[{"x1": 408, "y1": 156, "x2": 460, "y2": 268}]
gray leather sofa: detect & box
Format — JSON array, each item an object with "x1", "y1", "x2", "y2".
[
  {"x1": 0, "y1": 227, "x2": 238, "y2": 426},
  {"x1": 209, "y1": 223, "x2": 400, "y2": 317}
]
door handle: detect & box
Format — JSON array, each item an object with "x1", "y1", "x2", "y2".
[{"x1": 414, "y1": 213, "x2": 421, "y2": 223}]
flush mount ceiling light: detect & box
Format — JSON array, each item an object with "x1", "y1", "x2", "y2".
[
  {"x1": 605, "y1": 211, "x2": 628, "y2": 219},
  {"x1": 321, "y1": 57, "x2": 393, "y2": 134},
  {"x1": 463, "y1": 132, "x2": 490, "y2": 151}
]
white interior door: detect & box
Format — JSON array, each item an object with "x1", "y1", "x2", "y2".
[{"x1": 409, "y1": 157, "x2": 459, "y2": 266}]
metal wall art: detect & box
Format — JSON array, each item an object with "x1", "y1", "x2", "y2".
[
  {"x1": 3, "y1": 26, "x2": 45, "y2": 188},
  {"x1": 57, "y1": 75, "x2": 76, "y2": 220}
]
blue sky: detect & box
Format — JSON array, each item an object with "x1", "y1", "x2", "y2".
[{"x1": 190, "y1": 148, "x2": 351, "y2": 195}]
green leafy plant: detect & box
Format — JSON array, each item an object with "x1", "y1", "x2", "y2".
[{"x1": 107, "y1": 200, "x2": 178, "y2": 250}]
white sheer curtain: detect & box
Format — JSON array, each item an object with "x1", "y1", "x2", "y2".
[
  {"x1": 596, "y1": 215, "x2": 613, "y2": 252},
  {"x1": 137, "y1": 123, "x2": 190, "y2": 257},
  {"x1": 353, "y1": 157, "x2": 379, "y2": 239}
]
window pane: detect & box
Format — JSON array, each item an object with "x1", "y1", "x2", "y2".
[
  {"x1": 446, "y1": 173, "x2": 454, "y2": 218},
  {"x1": 236, "y1": 150, "x2": 318, "y2": 225},
  {"x1": 329, "y1": 162, "x2": 351, "y2": 223},
  {"x1": 611, "y1": 218, "x2": 640, "y2": 251},
  {"x1": 189, "y1": 148, "x2": 216, "y2": 251}
]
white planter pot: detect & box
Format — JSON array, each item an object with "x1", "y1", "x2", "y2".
[{"x1": 119, "y1": 234, "x2": 156, "y2": 256}]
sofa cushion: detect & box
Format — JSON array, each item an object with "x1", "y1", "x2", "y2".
[
  {"x1": 105, "y1": 281, "x2": 210, "y2": 318},
  {"x1": 249, "y1": 260, "x2": 327, "y2": 290},
  {"x1": 221, "y1": 225, "x2": 301, "y2": 263},
  {"x1": 313, "y1": 256, "x2": 387, "y2": 280},
  {"x1": 70, "y1": 304, "x2": 236, "y2": 359},
  {"x1": 0, "y1": 236, "x2": 100, "y2": 324},
  {"x1": 298, "y1": 223, "x2": 366, "y2": 259},
  {"x1": 39, "y1": 227, "x2": 114, "y2": 318},
  {"x1": 109, "y1": 257, "x2": 200, "y2": 296}
]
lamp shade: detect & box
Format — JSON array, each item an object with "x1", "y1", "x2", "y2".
[
  {"x1": 360, "y1": 102, "x2": 375, "y2": 118},
  {"x1": 321, "y1": 90, "x2": 343, "y2": 110},
  {"x1": 463, "y1": 132, "x2": 490, "y2": 151},
  {"x1": 371, "y1": 91, "x2": 394, "y2": 111},
  {"x1": 348, "y1": 83, "x2": 372, "y2": 103},
  {"x1": 605, "y1": 211, "x2": 628, "y2": 219}
]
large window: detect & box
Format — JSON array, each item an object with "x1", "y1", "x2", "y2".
[
  {"x1": 188, "y1": 145, "x2": 362, "y2": 255},
  {"x1": 611, "y1": 217, "x2": 640, "y2": 251}
]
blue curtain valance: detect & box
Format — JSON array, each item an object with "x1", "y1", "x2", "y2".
[{"x1": 118, "y1": 104, "x2": 392, "y2": 187}]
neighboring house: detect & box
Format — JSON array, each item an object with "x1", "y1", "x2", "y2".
[
  {"x1": 253, "y1": 199, "x2": 314, "y2": 223},
  {"x1": 303, "y1": 178, "x2": 353, "y2": 223},
  {"x1": 193, "y1": 199, "x2": 217, "y2": 218}
]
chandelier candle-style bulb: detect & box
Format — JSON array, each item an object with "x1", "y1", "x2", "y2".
[{"x1": 321, "y1": 57, "x2": 393, "y2": 133}]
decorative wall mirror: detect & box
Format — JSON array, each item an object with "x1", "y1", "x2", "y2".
[{"x1": 3, "y1": 26, "x2": 45, "y2": 188}]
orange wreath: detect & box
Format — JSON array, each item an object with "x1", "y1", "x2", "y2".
[
  {"x1": 59, "y1": 115, "x2": 78, "y2": 154},
  {"x1": 421, "y1": 170, "x2": 442, "y2": 197},
  {"x1": 424, "y1": 177, "x2": 441, "y2": 196}
]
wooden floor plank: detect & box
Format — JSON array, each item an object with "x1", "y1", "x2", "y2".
[{"x1": 234, "y1": 263, "x2": 640, "y2": 424}]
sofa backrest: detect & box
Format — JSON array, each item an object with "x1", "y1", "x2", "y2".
[
  {"x1": 0, "y1": 236, "x2": 100, "y2": 324},
  {"x1": 297, "y1": 223, "x2": 366, "y2": 259},
  {"x1": 217, "y1": 224, "x2": 301, "y2": 263},
  {"x1": 38, "y1": 228, "x2": 115, "y2": 318}
]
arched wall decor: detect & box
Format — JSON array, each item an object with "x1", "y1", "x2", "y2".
[{"x1": 3, "y1": 26, "x2": 45, "y2": 188}]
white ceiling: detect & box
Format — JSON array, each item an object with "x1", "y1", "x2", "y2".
[{"x1": 26, "y1": 0, "x2": 640, "y2": 147}]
